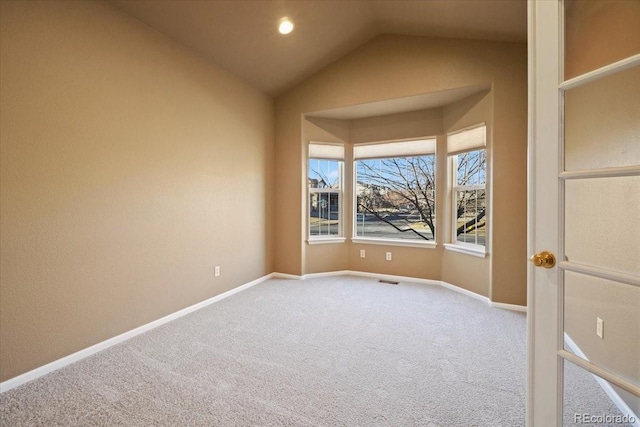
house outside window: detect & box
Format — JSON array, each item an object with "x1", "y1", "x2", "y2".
[
  {"x1": 447, "y1": 124, "x2": 487, "y2": 255},
  {"x1": 308, "y1": 142, "x2": 344, "y2": 242},
  {"x1": 353, "y1": 138, "x2": 437, "y2": 246}
]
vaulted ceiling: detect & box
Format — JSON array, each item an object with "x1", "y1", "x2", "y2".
[{"x1": 111, "y1": 0, "x2": 527, "y2": 96}]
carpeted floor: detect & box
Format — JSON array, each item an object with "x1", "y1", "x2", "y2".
[
  {"x1": 563, "y1": 359, "x2": 636, "y2": 427},
  {"x1": 0, "y1": 275, "x2": 630, "y2": 426}
]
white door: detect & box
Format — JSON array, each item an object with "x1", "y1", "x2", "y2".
[{"x1": 528, "y1": 1, "x2": 640, "y2": 426}]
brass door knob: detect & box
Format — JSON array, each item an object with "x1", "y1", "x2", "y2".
[{"x1": 530, "y1": 251, "x2": 556, "y2": 268}]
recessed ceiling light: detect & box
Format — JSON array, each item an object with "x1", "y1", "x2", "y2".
[{"x1": 278, "y1": 18, "x2": 294, "y2": 35}]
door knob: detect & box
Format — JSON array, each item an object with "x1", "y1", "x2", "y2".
[{"x1": 530, "y1": 251, "x2": 556, "y2": 268}]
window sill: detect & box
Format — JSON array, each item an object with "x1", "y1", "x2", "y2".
[
  {"x1": 443, "y1": 243, "x2": 487, "y2": 258},
  {"x1": 351, "y1": 237, "x2": 437, "y2": 249},
  {"x1": 307, "y1": 237, "x2": 346, "y2": 245}
]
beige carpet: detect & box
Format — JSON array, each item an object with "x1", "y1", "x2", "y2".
[{"x1": 0, "y1": 275, "x2": 628, "y2": 426}]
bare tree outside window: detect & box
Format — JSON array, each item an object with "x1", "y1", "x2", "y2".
[
  {"x1": 354, "y1": 150, "x2": 486, "y2": 243},
  {"x1": 355, "y1": 156, "x2": 436, "y2": 241},
  {"x1": 454, "y1": 149, "x2": 487, "y2": 246}
]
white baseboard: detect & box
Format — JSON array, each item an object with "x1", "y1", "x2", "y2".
[
  {"x1": 439, "y1": 280, "x2": 490, "y2": 304},
  {"x1": 277, "y1": 270, "x2": 439, "y2": 287},
  {"x1": 283, "y1": 269, "x2": 526, "y2": 313},
  {"x1": 490, "y1": 301, "x2": 528, "y2": 313},
  {"x1": 564, "y1": 333, "x2": 639, "y2": 427},
  {"x1": 271, "y1": 272, "x2": 304, "y2": 280},
  {"x1": 1, "y1": 269, "x2": 527, "y2": 394},
  {"x1": 303, "y1": 270, "x2": 352, "y2": 279},
  {"x1": 0, "y1": 273, "x2": 273, "y2": 394}
]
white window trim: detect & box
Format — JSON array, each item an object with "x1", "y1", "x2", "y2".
[
  {"x1": 352, "y1": 137, "x2": 437, "y2": 245},
  {"x1": 308, "y1": 153, "x2": 344, "y2": 240},
  {"x1": 307, "y1": 237, "x2": 347, "y2": 245},
  {"x1": 453, "y1": 184, "x2": 485, "y2": 192},
  {"x1": 444, "y1": 243, "x2": 487, "y2": 258},
  {"x1": 450, "y1": 152, "x2": 487, "y2": 249},
  {"x1": 448, "y1": 124, "x2": 488, "y2": 252},
  {"x1": 352, "y1": 237, "x2": 437, "y2": 249}
]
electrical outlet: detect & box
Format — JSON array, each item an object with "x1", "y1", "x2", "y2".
[
  {"x1": 360, "y1": 249, "x2": 366, "y2": 258},
  {"x1": 596, "y1": 317, "x2": 604, "y2": 339},
  {"x1": 386, "y1": 252, "x2": 392, "y2": 261},
  {"x1": 215, "y1": 266, "x2": 220, "y2": 277}
]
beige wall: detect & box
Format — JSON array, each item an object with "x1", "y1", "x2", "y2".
[
  {"x1": 565, "y1": 0, "x2": 640, "y2": 80},
  {"x1": 0, "y1": 1, "x2": 274, "y2": 381},
  {"x1": 349, "y1": 108, "x2": 442, "y2": 144},
  {"x1": 276, "y1": 35, "x2": 527, "y2": 304}
]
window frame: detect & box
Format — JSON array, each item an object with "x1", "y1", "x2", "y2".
[
  {"x1": 351, "y1": 138, "x2": 437, "y2": 248},
  {"x1": 307, "y1": 143, "x2": 345, "y2": 244},
  {"x1": 445, "y1": 124, "x2": 488, "y2": 257}
]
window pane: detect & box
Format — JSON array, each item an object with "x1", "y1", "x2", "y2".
[
  {"x1": 355, "y1": 156, "x2": 435, "y2": 241},
  {"x1": 309, "y1": 191, "x2": 340, "y2": 236},
  {"x1": 455, "y1": 189, "x2": 486, "y2": 246},
  {"x1": 308, "y1": 159, "x2": 340, "y2": 189},
  {"x1": 456, "y1": 150, "x2": 486, "y2": 186},
  {"x1": 308, "y1": 159, "x2": 341, "y2": 238}
]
